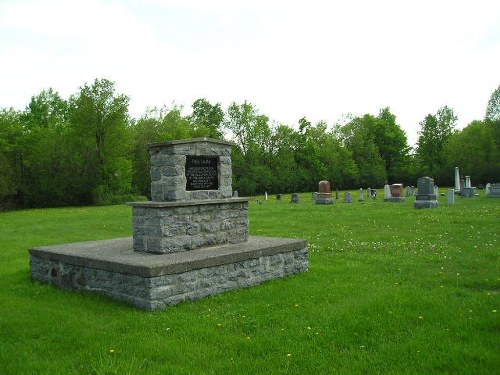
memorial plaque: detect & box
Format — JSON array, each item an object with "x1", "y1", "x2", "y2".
[{"x1": 185, "y1": 156, "x2": 219, "y2": 190}]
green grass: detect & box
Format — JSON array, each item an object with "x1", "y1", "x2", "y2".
[{"x1": 0, "y1": 192, "x2": 498, "y2": 374}]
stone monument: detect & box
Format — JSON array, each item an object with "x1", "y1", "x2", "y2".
[
  {"x1": 383, "y1": 184, "x2": 392, "y2": 201},
  {"x1": 343, "y1": 191, "x2": 352, "y2": 203},
  {"x1": 414, "y1": 176, "x2": 439, "y2": 209},
  {"x1": 448, "y1": 189, "x2": 455, "y2": 204},
  {"x1": 460, "y1": 176, "x2": 477, "y2": 197},
  {"x1": 454, "y1": 167, "x2": 461, "y2": 194},
  {"x1": 387, "y1": 183, "x2": 405, "y2": 202},
  {"x1": 29, "y1": 138, "x2": 309, "y2": 310},
  {"x1": 486, "y1": 183, "x2": 500, "y2": 198},
  {"x1": 291, "y1": 193, "x2": 300, "y2": 203},
  {"x1": 315, "y1": 181, "x2": 333, "y2": 205}
]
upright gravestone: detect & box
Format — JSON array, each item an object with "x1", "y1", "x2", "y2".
[
  {"x1": 460, "y1": 176, "x2": 477, "y2": 198},
  {"x1": 315, "y1": 181, "x2": 333, "y2": 204},
  {"x1": 277, "y1": 194, "x2": 283, "y2": 201},
  {"x1": 448, "y1": 189, "x2": 455, "y2": 204},
  {"x1": 384, "y1": 185, "x2": 392, "y2": 201},
  {"x1": 414, "y1": 176, "x2": 439, "y2": 209},
  {"x1": 434, "y1": 185, "x2": 439, "y2": 197},
  {"x1": 486, "y1": 183, "x2": 491, "y2": 196},
  {"x1": 486, "y1": 183, "x2": 500, "y2": 198},
  {"x1": 454, "y1": 167, "x2": 461, "y2": 193},
  {"x1": 388, "y1": 183, "x2": 405, "y2": 202},
  {"x1": 29, "y1": 138, "x2": 309, "y2": 310},
  {"x1": 335, "y1": 188, "x2": 339, "y2": 200},
  {"x1": 291, "y1": 193, "x2": 300, "y2": 203},
  {"x1": 359, "y1": 188, "x2": 365, "y2": 202},
  {"x1": 344, "y1": 192, "x2": 352, "y2": 203}
]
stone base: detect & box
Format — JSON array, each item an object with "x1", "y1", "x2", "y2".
[
  {"x1": 129, "y1": 198, "x2": 249, "y2": 254},
  {"x1": 460, "y1": 187, "x2": 477, "y2": 198},
  {"x1": 387, "y1": 197, "x2": 406, "y2": 203},
  {"x1": 414, "y1": 200, "x2": 439, "y2": 209},
  {"x1": 29, "y1": 236, "x2": 308, "y2": 310},
  {"x1": 315, "y1": 198, "x2": 333, "y2": 205}
]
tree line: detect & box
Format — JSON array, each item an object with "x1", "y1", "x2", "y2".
[{"x1": 1, "y1": 79, "x2": 499, "y2": 209}]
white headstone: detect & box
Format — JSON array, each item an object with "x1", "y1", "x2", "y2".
[
  {"x1": 434, "y1": 185, "x2": 439, "y2": 197},
  {"x1": 454, "y1": 167, "x2": 460, "y2": 191},
  {"x1": 359, "y1": 188, "x2": 364, "y2": 201},
  {"x1": 448, "y1": 189, "x2": 455, "y2": 204},
  {"x1": 265, "y1": 191, "x2": 268, "y2": 201},
  {"x1": 384, "y1": 185, "x2": 391, "y2": 201},
  {"x1": 465, "y1": 176, "x2": 471, "y2": 188},
  {"x1": 486, "y1": 183, "x2": 491, "y2": 196}
]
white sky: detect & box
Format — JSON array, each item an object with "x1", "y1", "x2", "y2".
[{"x1": 1, "y1": 0, "x2": 499, "y2": 146}]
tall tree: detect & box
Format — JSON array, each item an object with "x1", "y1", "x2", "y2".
[
  {"x1": 69, "y1": 79, "x2": 132, "y2": 202},
  {"x1": 0, "y1": 108, "x2": 23, "y2": 205},
  {"x1": 338, "y1": 114, "x2": 387, "y2": 187},
  {"x1": 373, "y1": 108, "x2": 410, "y2": 182},
  {"x1": 485, "y1": 84, "x2": 500, "y2": 121},
  {"x1": 189, "y1": 98, "x2": 224, "y2": 139},
  {"x1": 416, "y1": 106, "x2": 457, "y2": 179},
  {"x1": 444, "y1": 120, "x2": 500, "y2": 184}
]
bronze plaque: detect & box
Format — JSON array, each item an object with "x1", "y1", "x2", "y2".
[{"x1": 185, "y1": 156, "x2": 219, "y2": 191}]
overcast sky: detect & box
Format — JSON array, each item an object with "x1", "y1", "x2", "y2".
[{"x1": 1, "y1": 0, "x2": 499, "y2": 146}]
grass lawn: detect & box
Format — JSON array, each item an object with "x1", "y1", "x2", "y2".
[{"x1": 0, "y1": 191, "x2": 498, "y2": 374}]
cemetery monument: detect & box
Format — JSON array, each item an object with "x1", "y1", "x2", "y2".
[
  {"x1": 414, "y1": 176, "x2": 439, "y2": 209},
  {"x1": 315, "y1": 181, "x2": 333, "y2": 204},
  {"x1": 29, "y1": 138, "x2": 309, "y2": 310}
]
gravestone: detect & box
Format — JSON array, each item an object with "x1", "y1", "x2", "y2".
[
  {"x1": 465, "y1": 176, "x2": 471, "y2": 188},
  {"x1": 388, "y1": 183, "x2": 405, "y2": 202},
  {"x1": 487, "y1": 183, "x2": 500, "y2": 197},
  {"x1": 315, "y1": 181, "x2": 333, "y2": 204},
  {"x1": 460, "y1": 176, "x2": 478, "y2": 197},
  {"x1": 233, "y1": 190, "x2": 238, "y2": 198},
  {"x1": 359, "y1": 188, "x2": 365, "y2": 202},
  {"x1": 29, "y1": 138, "x2": 308, "y2": 310},
  {"x1": 486, "y1": 183, "x2": 491, "y2": 196},
  {"x1": 384, "y1": 184, "x2": 392, "y2": 201},
  {"x1": 291, "y1": 193, "x2": 300, "y2": 203},
  {"x1": 335, "y1": 188, "x2": 339, "y2": 200},
  {"x1": 343, "y1": 192, "x2": 352, "y2": 203},
  {"x1": 454, "y1": 167, "x2": 461, "y2": 194},
  {"x1": 448, "y1": 189, "x2": 455, "y2": 204},
  {"x1": 434, "y1": 185, "x2": 439, "y2": 197},
  {"x1": 277, "y1": 194, "x2": 283, "y2": 201},
  {"x1": 414, "y1": 176, "x2": 439, "y2": 209}
]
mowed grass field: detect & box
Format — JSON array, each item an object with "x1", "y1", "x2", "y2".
[{"x1": 0, "y1": 191, "x2": 498, "y2": 374}]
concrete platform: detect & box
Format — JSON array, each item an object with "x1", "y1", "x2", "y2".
[{"x1": 29, "y1": 236, "x2": 308, "y2": 310}]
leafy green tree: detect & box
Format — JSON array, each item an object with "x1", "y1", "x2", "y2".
[
  {"x1": 373, "y1": 108, "x2": 410, "y2": 182},
  {"x1": 338, "y1": 114, "x2": 387, "y2": 187},
  {"x1": 416, "y1": 106, "x2": 457, "y2": 181},
  {"x1": 485, "y1": 84, "x2": 500, "y2": 121},
  {"x1": 0, "y1": 108, "x2": 23, "y2": 205},
  {"x1": 68, "y1": 79, "x2": 132, "y2": 203},
  {"x1": 16, "y1": 89, "x2": 76, "y2": 207},
  {"x1": 444, "y1": 120, "x2": 500, "y2": 184},
  {"x1": 189, "y1": 98, "x2": 224, "y2": 139},
  {"x1": 223, "y1": 102, "x2": 272, "y2": 195}
]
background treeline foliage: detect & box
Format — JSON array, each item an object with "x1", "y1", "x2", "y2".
[{"x1": 1, "y1": 79, "x2": 499, "y2": 209}]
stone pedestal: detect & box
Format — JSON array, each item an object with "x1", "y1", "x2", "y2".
[{"x1": 414, "y1": 177, "x2": 438, "y2": 209}]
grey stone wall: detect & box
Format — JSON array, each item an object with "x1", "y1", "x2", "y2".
[
  {"x1": 131, "y1": 199, "x2": 249, "y2": 253},
  {"x1": 30, "y1": 247, "x2": 308, "y2": 310},
  {"x1": 149, "y1": 138, "x2": 233, "y2": 202}
]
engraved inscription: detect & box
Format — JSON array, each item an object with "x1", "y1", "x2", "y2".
[{"x1": 185, "y1": 156, "x2": 219, "y2": 190}]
